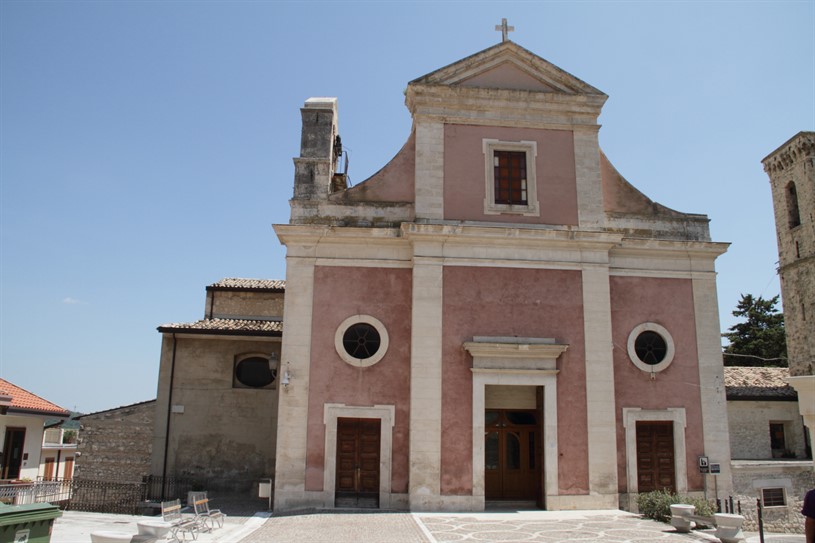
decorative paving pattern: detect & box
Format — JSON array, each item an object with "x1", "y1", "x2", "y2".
[
  {"x1": 239, "y1": 512, "x2": 432, "y2": 543},
  {"x1": 416, "y1": 513, "x2": 719, "y2": 543}
]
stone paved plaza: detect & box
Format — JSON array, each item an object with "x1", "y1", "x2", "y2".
[
  {"x1": 238, "y1": 509, "x2": 804, "y2": 543},
  {"x1": 51, "y1": 508, "x2": 805, "y2": 543}
]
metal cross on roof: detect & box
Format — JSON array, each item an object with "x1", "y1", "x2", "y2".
[{"x1": 495, "y1": 18, "x2": 514, "y2": 42}]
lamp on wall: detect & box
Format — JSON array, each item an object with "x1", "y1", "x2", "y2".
[
  {"x1": 282, "y1": 362, "x2": 291, "y2": 391},
  {"x1": 268, "y1": 351, "x2": 277, "y2": 372}
]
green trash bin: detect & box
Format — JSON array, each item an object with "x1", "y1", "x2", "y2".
[{"x1": 0, "y1": 502, "x2": 62, "y2": 543}]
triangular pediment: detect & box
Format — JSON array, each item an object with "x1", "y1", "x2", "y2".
[{"x1": 410, "y1": 41, "x2": 605, "y2": 96}]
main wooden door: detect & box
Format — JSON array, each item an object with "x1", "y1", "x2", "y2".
[
  {"x1": 1, "y1": 428, "x2": 26, "y2": 480},
  {"x1": 335, "y1": 418, "x2": 380, "y2": 508},
  {"x1": 485, "y1": 409, "x2": 541, "y2": 501},
  {"x1": 636, "y1": 421, "x2": 676, "y2": 493}
]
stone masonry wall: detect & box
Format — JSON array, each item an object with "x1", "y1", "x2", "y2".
[
  {"x1": 728, "y1": 400, "x2": 808, "y2": 459},
  {"x1": 208, "y1": 290, "x2": 284, "y2": 321},
  {"x1": 765, "y1": 132, "x2": 814, "y2": 376},
  {"x1": 76, "y1": 400, "x2": 155, "y2": 482}
]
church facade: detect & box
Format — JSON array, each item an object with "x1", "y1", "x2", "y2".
[{"x1": 152, "y1": 39, "x2": 733, "y2": 513}]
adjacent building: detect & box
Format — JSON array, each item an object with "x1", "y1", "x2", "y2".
[
  {"x1": 0, "y1": 378, "x2": 70, "y2": 481},
  {"x1": 725, "y1": 365, "x2": 813, "y2": 533},
  {"x1": 762, "y1": 132, "x2": 815, "y2": 457}
]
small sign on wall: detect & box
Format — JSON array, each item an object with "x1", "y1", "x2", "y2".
[{"x1": 709, "y1": 463, "x2": 721, "y2": 475}]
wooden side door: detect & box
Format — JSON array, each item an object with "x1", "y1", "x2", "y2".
[
  {"x1": 63, "y1": 457, "x2": 74, "y2": 480},
  {"x1": 335, "y1": 418, "x2": 380, "y2": 508},
  {"x1": 43, "y1": 457, "x2": 55, "y2": 480},
  {"x1": 636, "y1": 421, "x2": 676, "y2": 493}
]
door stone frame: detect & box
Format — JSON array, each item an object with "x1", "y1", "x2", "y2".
[
  {"x1": 622, "y1": 407, "x2": 688, "y2": 497},
  {"x1": 465, "y1": 338, "x2": 568, "y2": 510},
  {"x1": 323, "y1": 403, "x2": 395, "y2": 509}
]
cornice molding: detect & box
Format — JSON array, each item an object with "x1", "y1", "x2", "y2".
[{"x1": 762, "y1": 131, "x2": 815, "y2": 174}]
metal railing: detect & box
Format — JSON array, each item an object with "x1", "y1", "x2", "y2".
[{"x1": 0, "y1": 479, "x2": 72, "y2": 505}]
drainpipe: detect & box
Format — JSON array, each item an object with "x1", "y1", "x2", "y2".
[{"x1": 161, "y1": 333, "x2": 178, "y2": 500}]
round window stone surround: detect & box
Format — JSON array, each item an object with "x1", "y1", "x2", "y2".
[
  {"x1": 334, "y1": 314, "x2": 389, "y2": 368},
  {"x1": 235, "y1": 355, "x2": 276, "y2": 388},
  {"x1": 627, "y1": 322, "x2": 675, "y2": 373}
]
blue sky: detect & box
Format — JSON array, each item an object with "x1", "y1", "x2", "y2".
[{"x1": 1, "y1": 1, "x2": 813, "y2": 414}]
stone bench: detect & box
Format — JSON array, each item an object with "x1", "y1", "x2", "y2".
[
  {"x1": 136, "y1": 519, "x2": 173, "y2": 539},
  {"x1": 670, "y1": 504, "x2": 745, "y2": 543},
  {"x1": 89, "y1": 530, "x2": 154, "y2": 543}
]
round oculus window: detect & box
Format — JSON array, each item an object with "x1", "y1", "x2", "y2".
[
  {"x1": 235, "y1": 356, "x2": 276, "y2": 388},
  {"x1": 342, "y1": 323, "x2": 381, "y2": 360},
  {"x1": 634, "y1": 331, "x2": 668, "y2": 365},
  {"x1": 335, "y1": 315, "x2": 389, "y2": 367},
  {"x1": 627, "y1": 323, "x2": 675, "y2": 373}
]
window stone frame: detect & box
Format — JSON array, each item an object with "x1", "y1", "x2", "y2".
[
  {"x1": 482, "y1": 139, "x2": 539, "y2": 216},
  {"x1": 627, "y1": 322, "x2": 676, "y2": 374},
  {"x1": 334, "y1": 314, "x2": 389, "y2": 368}
]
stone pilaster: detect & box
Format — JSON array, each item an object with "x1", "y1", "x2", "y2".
[
  {"x1": 409, "y1": 249, "x2": 444, "y2": 510},
  {"x1": 582, "y1": 264, "x2": 619, "y2": 505},
  {"x1": 414, "y1": 119, "x2": 444, "y2": 220},
  {"x1": 273, "y1": 253, "x2": 316, "y2": 511},
  {"x1": 692, "y1": 271, "x2": 734, "y2": 496},
  {"x1": 573, "y1": 127, "x2": 606, "y2": 230}
]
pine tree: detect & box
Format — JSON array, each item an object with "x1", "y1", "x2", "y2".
[{"x1": 723, "y1": 294, "x2": 787, "y2": 366}]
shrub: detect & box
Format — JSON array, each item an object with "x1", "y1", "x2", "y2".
[{"x1": 637, "y1": 489, "x2": 715, "y2": 524}]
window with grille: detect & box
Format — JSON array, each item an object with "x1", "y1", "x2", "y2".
[
  {"x1": 494, "y1": 151, "x2": 528, "y2": 205},
  {"x1": 761, "y1": 487, "x2": 786, "y2": 507}
]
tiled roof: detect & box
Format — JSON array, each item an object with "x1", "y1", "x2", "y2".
[
  {"x1": 724, "y1": 366, "x2": 797, "y2": 400},
  {"x1": 0, "y1": 378, "x2": 70, "y2": 416},
  {"x1": 158, "y1": 318, "x2": 282, "y2": 336},
  {"x1": 207, "y1": 278, "x2": 285, "y2": 291}
]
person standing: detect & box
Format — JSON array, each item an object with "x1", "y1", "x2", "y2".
[{"x1": 803, "y1": 488, "x2": 815, "y2": 543}]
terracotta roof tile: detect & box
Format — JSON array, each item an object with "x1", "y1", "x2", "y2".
[
  {"x1": 724, "y1": 366, "x2": 797, "y2": 400},
  {"x1": 207, "y1": 278, "x2": 285, "y2": 291},
  {"x1": 158, "y1": 318, "x2": 282, "y2": 336},
  {"x1": 0, "y1": 378, "x2": 70, "y2": 416}
]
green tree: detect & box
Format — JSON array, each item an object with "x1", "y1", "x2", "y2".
[{"x1": 723, "y1": 294, "x2": 786, "y2": 366}]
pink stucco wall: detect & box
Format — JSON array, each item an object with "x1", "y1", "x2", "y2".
[
  {"x1": 609, "y1": 276, "x2": 705, "y2": 493},
  {"x1": 305, "y1": 266, "x2": 412, "y2": 493},
  {"x1": 443, "y1": 124, "x2": 578, "y2": 225},
  {"x1": 332, "y1": 131, "x2": 416, "y2": 203},
  {"x1": 442, "y1": 267, "x2": 589, "y2": 496}
]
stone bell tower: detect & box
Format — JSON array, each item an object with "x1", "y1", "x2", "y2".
[{"x1": 762, "y1": 131, "x2": 815, "y2": 444}]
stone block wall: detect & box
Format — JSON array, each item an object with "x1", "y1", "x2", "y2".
[
  {"x1": 731, "y1": 460, "x2": 815, "y2": 533},
  {"x1": 727, "y1": 400, "x2": 808, "y2": 459},
  {"x1": 75, "y1": 400, "x2": 155, "y2": 482},
  {"x1": 764, "y1": 131, "x2": 814, "y2": 377},
  {"x1": 207, "y1": 290, "x2": 284, "y2": 321}
]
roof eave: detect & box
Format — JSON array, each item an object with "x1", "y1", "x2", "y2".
[{"x1": 157, "y1": 327, "x2": 282, "y2": 337}]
